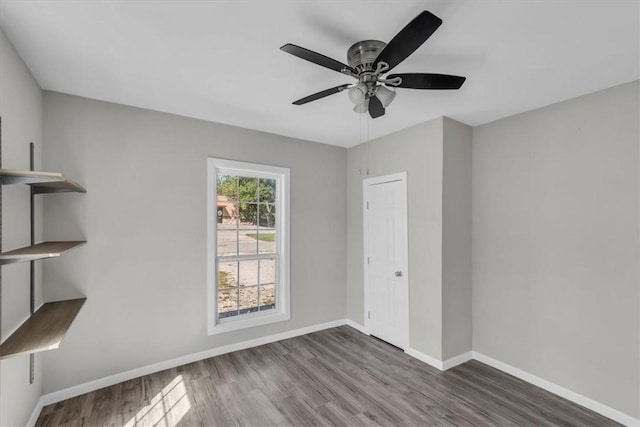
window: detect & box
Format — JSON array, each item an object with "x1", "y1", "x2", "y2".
[{"x1": 207, "y1": 158, "x2": 290, "y2": 334}]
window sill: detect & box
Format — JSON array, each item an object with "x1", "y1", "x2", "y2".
[{"x1": 208, "y1": 310, "x2": 290, "y2": 335}]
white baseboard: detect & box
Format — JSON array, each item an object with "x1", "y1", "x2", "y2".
[
  {"x1": 346, "y1": 323, "x2": 470, "y2": 372},
  {"x1": 28, "y1": 322, "x2": 638, "y2": 427},
  {"x1": 401, "y1": 349, "x2": 638, "y2": 426},
  {"x1": 346, "y1": 322, "x2": 470, "y2": 372},
  {"x1": 26, "y1": 398, "x2": 45, "y2": 427},
  {"x1": 405, "y1": 348, "x2": 473, "y2": 372},
  {"x1": 344, "y1": 319, "x2": 368, "y2": 335},
  {"x1": 405, "y1": 347, "x2": 444, "y2": 370},
  {"x1": 473, "y1": 352, "x2": 639, "y2": 427},
  {"x1": 348, "y1": 324, "x2": 471, "y2": 373},
  {"x1": 37, "y1": 319, "x2": 347, "y2": 409},
  {"x1": 442, "y1": 351, "x2": 473, "y2": 370}
]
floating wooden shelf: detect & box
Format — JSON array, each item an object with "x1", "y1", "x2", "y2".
[
  {"x1": 0, "y1": 241, "x2": 86, "y2": 265},
  {"x1": 0, "y1": 139, "x2": 89, "y2": 378},
  {"x1": 0, "y1": 168, "x2": 86, "y2": 193},
  {"x1": 0, "y1": 298, "x2": 86, "y2": 360}
]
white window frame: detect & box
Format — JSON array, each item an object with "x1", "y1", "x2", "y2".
[{"x1": 207, "y1": 158, "x2": 290, "y2": 335}]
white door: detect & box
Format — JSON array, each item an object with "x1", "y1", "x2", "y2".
[{"x1": 363, "y1": 172, "x2": 409, "y2": 349}]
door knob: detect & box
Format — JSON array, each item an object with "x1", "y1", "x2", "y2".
[{"x1": 394, "y1": 271, "x2": 402, "y2": 277}]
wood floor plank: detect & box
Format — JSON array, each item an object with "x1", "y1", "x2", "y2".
[
  {"x1": 190, "y1": 375, "x2": 238, "y2": 427},
  {"x1": 54, "y1": 394, "x2": 87, "y2": 425},
  {"x1": 36, "y1": 326, "x2": 622, "y2": 426},
  {"x1": 34, "y1": 409, "x2": 63, "y2": 427},
  {"x1": 84, "y1": 385, "x2": 119, "y2": 427},
  {"x1": 273, "y1": 393, "x2": 328, "y2": 427}
]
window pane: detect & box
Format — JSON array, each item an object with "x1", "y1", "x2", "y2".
[
  {"x1": 258, "y1": 204, "x2": 276, "y2": 254},
  {"x1": 210, "y1": 160, "x2": 288, "y2": 330},
  {"x1": 257, "y1": 232, "x2": 275, "y2": 254},
  {"x1": 258, "y1": 204, "x2": 276, "y2": 228},
  {"x1": 217, "y1": 203, "x2": 238, "y2": 227},
  {"x1": 238, "y1": 259, "x2": 259, "y2": 287},
  {"x1": 219, "y1": 288, "x2": 238, "y2": 317},
  {"x1": 239, "y1": 286, "x2": 259, "y2": 313},
  {"x1": 217, "y1": 174, "x2": 238, "y2": 202},
  {"x1": 217, "y1": 230, "x2": 238, "y2": 256},
  {"x1": 238, "y1": 230, "x2": 258, "y2": 255},
  {"x1": 217, "y1": 220, "x2": 237, "y2": 232},
  {"x1": 259, "y1": 258, "x2": 275, "y2": 285},
  {"x1": 218, "y1": 261, "x2": 238, "y2": 289},
  {"x1": 259, "y1": 178, "x2": 276, "y2": 203},
  {"x1": 259, "y1": 285, "x2": 275, "y2": 311},
  {"x1": 238, "y1": 203, "x2": 258, "y2": 228},
  {"x1": 238, "y1": 177, "x2": 258, "y2": 202}
]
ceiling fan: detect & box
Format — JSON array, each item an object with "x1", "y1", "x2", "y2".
[{"x1": 280, "y1": 10, "x2": 466, "y2": 119}]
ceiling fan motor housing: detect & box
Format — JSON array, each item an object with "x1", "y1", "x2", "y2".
[{"x1": 347, "y1": 40, "x2": 386, "y2": 73}]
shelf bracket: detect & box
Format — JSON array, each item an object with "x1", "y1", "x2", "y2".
[
  {"x1": 0, "y1": 117, "x2": 3, "y2": 367},
  {"x1": 29, "y1": 142, "x2": 35, "y2": 384}
]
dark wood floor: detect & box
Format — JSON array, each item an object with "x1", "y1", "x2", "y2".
[{"x1": 36, "y1": 326, "x2": 620, "y2": 426}]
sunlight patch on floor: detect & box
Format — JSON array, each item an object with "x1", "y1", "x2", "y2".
[{"x1": 124, "y1": 375, "x2": 191, "y2": 427}]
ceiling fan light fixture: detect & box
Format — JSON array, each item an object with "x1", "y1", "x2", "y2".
[
  {"x1": 353, "y1": 98, "x2": 369, "y2": 113},
  {"x1": 376, "y1": 85, "x2": 397, "y2": 108},
  {"x1": 348, "y1": 83, "x2": 367, "y2": 105}
]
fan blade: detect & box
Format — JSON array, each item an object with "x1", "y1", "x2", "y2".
[
  {"x1": 374, "y1": 11, "x2": 442, "y2": 72},
  {"x1": 368, "y1": 95, "x2": 385, "y2": 119},
  {"x1": 387, "y1": 73, "x2": 466, "y2": 89},
  {"x1": 292, "y1": 84, "x2": 351, "y2": 105},
  {"x1": 281, "y1": 44, "x2": 356, "y2": 74}
]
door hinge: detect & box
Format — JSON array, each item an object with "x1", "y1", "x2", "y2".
[
  {"x1": 366, "y1": 201, "x2": 369, "y2": 210},
  {"x1": 368, "y1": 311, "x2": 371, "y2": 319},
  {"x1": 367, "y1": 256, "x2": 370, "y2": 264}
]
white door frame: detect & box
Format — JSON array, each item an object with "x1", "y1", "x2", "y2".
[{"x1": 363, "y1": 171, "x2": 410, "y2": 349}]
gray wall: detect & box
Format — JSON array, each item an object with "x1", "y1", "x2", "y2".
[
  {"x1": 0, "y1": 28, "x2": 44, "y2": 427},
  {"x1": 442, "y1": 118, "x2": 472, "y2": 360},
  {"x1": 3, "y1": 23, "x2": 637, "y2": 422},
  {"x1": 472, "y1": 81, "x2": 639, "y2": 418},
  {"x1": 41, "y1": 92, "x2": 347, "y2": 393},
  {"x1": 347, "y1": 117, "x2": 473, "y2": 362},
  {"x1": 347, "y1": 118, "x2": 444, "y2": 359}
]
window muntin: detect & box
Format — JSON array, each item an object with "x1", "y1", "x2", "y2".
[{"x1": 207, "y1": 159, "x2": 289, "y2": 334}]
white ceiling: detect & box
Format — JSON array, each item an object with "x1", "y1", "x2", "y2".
[{"x1": 0, "y1": 1, "x2": 638, "y2": 148}]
